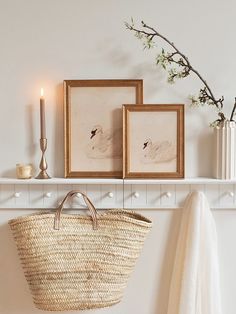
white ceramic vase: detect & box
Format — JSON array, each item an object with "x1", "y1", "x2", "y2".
[{"x1": 214, "y1": 120, "x2": 236, "y2": 179}]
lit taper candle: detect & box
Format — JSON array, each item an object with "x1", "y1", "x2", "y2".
[
  {"x1": 36, "y1": 87, "x2": 51, "y2": 179},
  {"x1": 40, "y1": 88, "x2": 46, "y2": 139}
]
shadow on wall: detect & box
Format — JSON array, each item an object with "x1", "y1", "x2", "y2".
[
  {"x1": 53, "y1": 83, "x2": 64, "y2": 177},
  {"x1": 97, "y1": 38, "x2": 167, "y2": 97},
  {"x1": 197, "y1": 129, "x2": 214, "y2": 177},
  {"x1": 25, "y1": 103, "x2": 37, "y2": 171},
  {"x1": 1, "y1": 168, "x2": 16, "y2": 178},
  {"x1": 0, "y1": 223, "x2": 35, "y2": 314},
  {"x1": 123, "y1": 209, "x2": 183, "y2": 314},
  {"x1": 153, "y1": 209, "x2": 182, "y2": 314},
  {"x1": 1, "y1": 103, "x2": 38, "y2": 178}
]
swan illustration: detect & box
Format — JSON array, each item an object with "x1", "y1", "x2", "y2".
[
  {"x1": 86, "y1": 125, "x2": 122, "y2": 159},
  {"x1": 142, "y1": 138, "x2": 176, "y2": 164}
]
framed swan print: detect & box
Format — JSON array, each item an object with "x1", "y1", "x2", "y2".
[
  {"x1": 64, "y1": 79, "x2": 143, "y2": 178},
  {"x1": 123, "y1": 104, "x2": 184, "y2": 179}
]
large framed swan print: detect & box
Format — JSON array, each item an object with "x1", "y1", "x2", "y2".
[
  {"x1": 64, "y1": 80, "x2": 143, "y2": 178},
  {"x1": 123, "y1": 104, "x2": 184, "y2": 179}
]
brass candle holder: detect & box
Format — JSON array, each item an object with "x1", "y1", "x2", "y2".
[{"x1": 35, "y1": 138, "x2": 51, "y2": 179}]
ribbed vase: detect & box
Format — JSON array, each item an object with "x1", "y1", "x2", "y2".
[{"x1": 214, "y1": 120, "x2": 236, "y2": 179}]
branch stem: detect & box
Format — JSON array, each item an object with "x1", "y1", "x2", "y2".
[
  {"x1": 127, "y1": 21, "x2": 236, "y2": 122},
  {"x1": 141, "y1": 22, "x2": 222, "y2": 110}
]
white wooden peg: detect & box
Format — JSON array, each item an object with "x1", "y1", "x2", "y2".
[
  {"x1": 165, "y1": 192, "x2": 172, "y2": 198},
  {"x1": 14, "y1": 192, "x2": 21, "y2": 198},
  {"x1": 45, "y1": 192, "x2": 52, "y2": 198},
  {"x1": 76, "y1": 192, "x2": 83, "y2": 198},
  {"x1": 134, "y1": 192, "x2": 140, "y2": 198},
  {"x1": 227, "y1": 191, "x2": 234, "y2": 197},
  {"x1": 108, "y1": 192, "x2": 114, "y2": 198}
]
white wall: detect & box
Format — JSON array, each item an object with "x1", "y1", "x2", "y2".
[{"x1": 0, "y1": 0, "x2": 236, "y2": 313}]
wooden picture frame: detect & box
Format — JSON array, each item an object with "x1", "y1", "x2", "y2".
[
  {"x1": 64, "y1": 79, "x2": 143, "y2": 178},
  {"x1": 123, "y1": 104, "x2": 184, "y2": 179}
]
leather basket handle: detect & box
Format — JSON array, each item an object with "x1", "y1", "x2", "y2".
[{"x1": 54, "y1": 190, "x2": 98, "y2": 230}]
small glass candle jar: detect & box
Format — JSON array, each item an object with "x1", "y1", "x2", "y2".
[{"x1": 16, "y1": 164, "x2": 33, "y2": 179}]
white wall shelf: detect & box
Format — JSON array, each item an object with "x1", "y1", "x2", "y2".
[
  {"x1": 0, "y1": 177, "x2": 236, "y2": 185},
  {"x1": 0, "y1": 178, "x2": 124, "y2": 185},
  {"x1": 0, "y1": 177, "x2": 235, "y2": 209},
  {"x1": 123, "y1": 177, "x2": 236, "y2": 185}
]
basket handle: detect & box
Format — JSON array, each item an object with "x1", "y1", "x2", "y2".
[{"x1": 54, "y1": 190, "x2": 98, "y2": 230}]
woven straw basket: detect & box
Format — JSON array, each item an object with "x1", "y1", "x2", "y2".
[{"x1": 9, "y1": 190, "x2": 152, "y2": 311}]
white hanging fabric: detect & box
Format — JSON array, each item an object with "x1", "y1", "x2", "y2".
[{"x1": 167, "y1": 191, "x2": 222, "y2": 314}]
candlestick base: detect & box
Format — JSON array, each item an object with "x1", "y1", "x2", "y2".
[
  {"x1": 35, "y1": 138, "x2": 51, "y2": 180},
  {"x1": 35, "y1": 170, "x2": 51, "y2": 179}
]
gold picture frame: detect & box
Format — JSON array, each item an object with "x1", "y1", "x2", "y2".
[
  {"x1": 123, "y1": 104, "x2": 184, "y2": 179},
  {"x1": 64, "y1": 79, "x2": 143, "y2": 178}
]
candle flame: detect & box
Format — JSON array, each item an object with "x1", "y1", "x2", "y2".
[{"x1": 40, "y1": 88, "x2": 44, "y2": 97}]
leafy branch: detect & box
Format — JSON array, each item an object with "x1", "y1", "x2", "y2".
[{"x1": 125, "y1": 20, "x2": 236, "y2": 126}]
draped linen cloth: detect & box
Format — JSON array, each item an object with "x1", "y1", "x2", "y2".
[{"x1": 167, "y1": 191, "x2": 222, "y2": 314}]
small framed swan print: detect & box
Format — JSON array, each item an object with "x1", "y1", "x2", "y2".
[
  {"x1": 123, "y1": 104, "x2": 184, "y2": 179},
  {"x1": 64, "y1": 80, "x2": 143, "y2": 178}
]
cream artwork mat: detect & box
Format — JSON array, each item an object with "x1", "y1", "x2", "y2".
[
  {"x1": 70, "y1": 87, "x2": 135, "y2": 172},
  {"x1": 129, "y1": 111, "x2": 177, "y2": 172}
]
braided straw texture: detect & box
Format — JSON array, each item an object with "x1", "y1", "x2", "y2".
[{"x1": 9, "y1": 209, "x2": 152, "y2": 311}]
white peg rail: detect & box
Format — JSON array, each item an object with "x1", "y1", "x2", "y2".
[{"x1": 0, "y1": 177, "x2": 236, "y2": 209}]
